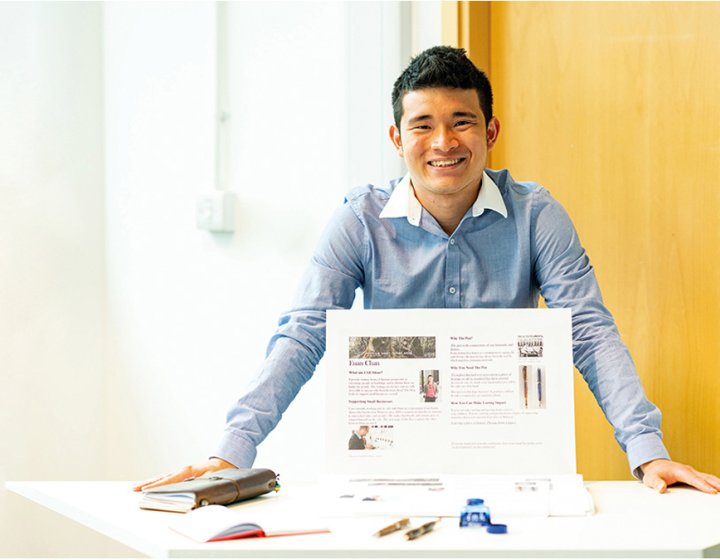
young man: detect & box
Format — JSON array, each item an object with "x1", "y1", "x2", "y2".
[
  {"x1": 136, "y1": 46, "x2": 719, "y2": 494},
  {"x1": 348, "y1": 426, "x2": 374, "y2": 450},
  {"x1": 423, "y1": 373, "x2": 438, "y2": 403}
]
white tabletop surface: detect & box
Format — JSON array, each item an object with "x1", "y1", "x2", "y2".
[{"x1": 6, "y1": 479, "x2": 720, "y2": 558}]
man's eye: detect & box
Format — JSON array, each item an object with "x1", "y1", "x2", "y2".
[
  {"x1": 455, "y1": 120, "x2": 475, "y2": 127},
  {"x1": 412, "y1": 125, "x2": 431, "y2": 130}
]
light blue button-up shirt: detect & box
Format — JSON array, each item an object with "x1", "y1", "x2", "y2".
[{"x1": 216, "y1": 168, "x2": 669, "y2": 476}]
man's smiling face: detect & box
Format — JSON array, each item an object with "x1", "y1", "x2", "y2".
[{"x1": 389, "y1": 87, "x2": 499, "y2": 207}]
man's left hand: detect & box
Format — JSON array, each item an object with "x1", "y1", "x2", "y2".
[{"x1": 640, "y1": 459, "x2": 720, "y2": 494}]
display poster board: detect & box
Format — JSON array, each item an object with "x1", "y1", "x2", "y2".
[{"x1": 325, "y1": 308, "x2": 576, "y2": 476}]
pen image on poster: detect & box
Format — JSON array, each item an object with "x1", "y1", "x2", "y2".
[
  {"x1": 325, "y1": 309, "x2": 575, "y2": 476},
  {"x1": 519, "y1": 365, "x2": 546, "y2": 409}
]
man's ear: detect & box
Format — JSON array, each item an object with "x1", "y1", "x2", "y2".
[
  {"x1": 486, "y1": 116, "x2": 501, "y2": 150},
  {"x1": 389, "y1": 124, "x2": 403, "y2": 157}
]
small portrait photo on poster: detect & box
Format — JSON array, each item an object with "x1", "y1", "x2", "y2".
[{"x1": 419, "y1": 369, "x2": 440, "y2": 403}]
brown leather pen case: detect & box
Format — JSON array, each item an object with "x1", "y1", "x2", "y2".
[{"x1": 139, "y1": 468, "x2": 279, "y2": 512}]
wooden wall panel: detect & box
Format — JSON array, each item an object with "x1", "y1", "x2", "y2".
[
  {"x1": 442, "y1": 2, "x2": 490, "y2": 73},
  {"x1": 485, "y1": 2, "x2": 720, "y2": 479}
]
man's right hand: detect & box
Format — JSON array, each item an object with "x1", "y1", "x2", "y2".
[{"x1": 132, "y1": 457, "x2": 236, "y2": 492}]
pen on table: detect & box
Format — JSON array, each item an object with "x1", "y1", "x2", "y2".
[
  {"x1": 374, "y1": 518, "x2": 410, "y2": 537},
  {"x1": 404, "y1": 518, "x2": 441, "y2": 541}
]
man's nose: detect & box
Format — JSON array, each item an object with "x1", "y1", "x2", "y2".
[{"x1": 431, "y1": 126, "x2": 458, "y2": 151}]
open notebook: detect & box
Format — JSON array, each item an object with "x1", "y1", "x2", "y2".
[{"x1": 169, "y1": 505, "x2": 330, "y2": 543}]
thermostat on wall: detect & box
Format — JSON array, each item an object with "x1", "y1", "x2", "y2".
[{"x1": 196, "y1": 191, "x2": 235, "y2": 233}]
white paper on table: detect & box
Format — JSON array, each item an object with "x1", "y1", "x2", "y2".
[{"x1": 325, "y1": 473, "x2": 593, "y2": 518}]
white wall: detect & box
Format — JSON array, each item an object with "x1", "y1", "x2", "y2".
[
  {"x1": 412, "y1": 1, "x2": 444, "y2": 54},
  {"x1": 103, "y1": 1, "x2": 411, "y2": 483},
  {"x1": 0, "y1": 2, "x2": 133, "y2": 556},
  {"x1": 1, "y1": 1, "x2": 441, "y2": 556},
  {"x1": 102, "y1": 1, "x2": 221, "y2": 480}
]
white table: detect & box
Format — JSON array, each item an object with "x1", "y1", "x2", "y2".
[{"x1": 6, "y1": 480, "x2": 720, "y2": 558}]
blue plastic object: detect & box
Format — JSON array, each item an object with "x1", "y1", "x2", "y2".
[
  {"x1": 459, "y1": 498, "x2": 508, "y2": 534},
  {"x1": 459, "y1": 498, "x2": 491, "y2": 527},
  {"x1": 487, "y1": 523, "x2": 508, "y2": 534}
]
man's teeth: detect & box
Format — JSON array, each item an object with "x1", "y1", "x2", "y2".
[{"x1": 429, "y1": 159, "x2": 462, "y2": 167}]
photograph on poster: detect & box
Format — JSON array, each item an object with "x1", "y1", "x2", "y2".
[
  {"x1": 347, "y1": 425, "x2": 395, "y2": 451},
  {"x1": 419, "y1": 369, "x2": 440, "y2": 403},
  {"x1": 519, "y1": 365, "x2": 546, "y2": 409},
  {"x1": 518, "y1": 335, "x2": 544, "y2": 358},
  {"x1": 348, "y1": 336, "x2": 436, "y2": 360}
]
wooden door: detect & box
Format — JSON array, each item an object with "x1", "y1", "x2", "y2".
[{"x1": 446, "y1": 1, "x2": 720, "y2": 479}]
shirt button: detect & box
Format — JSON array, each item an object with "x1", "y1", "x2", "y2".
[
  {"x1": 448, "y1": 286, "x2": 457, "y2": 294},
  {"x1": 449, "y1": 239, "x2": 456, "y2": 245}
]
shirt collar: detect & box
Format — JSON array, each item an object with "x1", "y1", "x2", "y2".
[
  {"x1": 472, "y1": 171, "x2": 508, "y2": 218},
  {"x1": 379, "y1": 171, "x2": 508, "y2": 226},
  {"x1": 378, "y1": 175, "x2": 422, "y2": 225}
]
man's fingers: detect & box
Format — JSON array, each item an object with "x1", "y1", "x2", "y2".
[
  {"x1": 701, "y1": 473, "x2": 720, "y2": 492},
  {"x1": 132, "y1": 465, "x2": 197, "y2": 492},
  {"x1": 692, "y1": 472, "x2": 720, "y2": 494},
  {"x1": 670, "y1": 465, "x2": 719, "y2": 494},
  {"x1": 642, "y1": 471, "x2": 667, "y2": 493},
  {"x1": 132, "y1": 459, "x2": 236, "y2": 493},
  {"x1": 694, "y1": 479, "x2": 719, "y2": 494},
  {"x1": 641, "y1": 460, "x2": 720, "y2": 495},
  {"x1": 138, "y1": 472, "x2": 185, "y2": 491},
  {"x1": 132, "y1": 475, "x2": 168, "y2": 492}
]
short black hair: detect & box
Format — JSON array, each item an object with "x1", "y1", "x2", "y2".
[{"x1": 391, "y1": 46, "x2": 493, "y2": 128}]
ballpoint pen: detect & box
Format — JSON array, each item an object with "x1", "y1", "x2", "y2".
[
  {"x1": 522, "y1": 366, "x2": 528, "y2": 408},
  {"x1": 373, "y1": 518, "x2": 410, "y2": 537},
  {"x1": 404, "y1": 518, "x2": 441, "y2": 541},
  {"x1": 537, "y1": 367, "x2": 543, "y2": 407}
]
